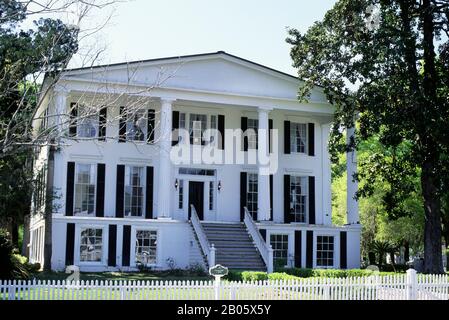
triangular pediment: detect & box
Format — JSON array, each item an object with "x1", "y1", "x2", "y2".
[{"x1": 63, "y1": 52, "x2": 327, "y2": 103}]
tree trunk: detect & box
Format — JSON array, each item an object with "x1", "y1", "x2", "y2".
[
  {"x1": 43, "y1": 149, "x2": 55, "y2": 271},
  {"x1": 11, "y1": 219, "x2": 19, "y2": 248},
  {"x1": 389, "y1": 251, "x2": 395, "y2": 265},
  {"x1": 368, "y1": 251, "x2": 376, "y2": 265},
  {"x1": 421, "y1": 161, "x2": 444, "y2": 273},
  {"x1": 404, "y1": 241, "x2": 410, "y2": 264}
]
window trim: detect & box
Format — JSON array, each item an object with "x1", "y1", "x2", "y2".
[
  {"x1": 178, "y1": 112, "x2": 219, "y2": 146},
  {"x1": 289, "y1": 175, "x2": 308, "y2": 224},
  {"x1": 76, "y1": 225, "x2": 106, "y2": 266},
  {"x1": 130, "y1": 227, "x2": 160, "y2": 268},
  {"x1": 289, "y1": 122, "x2": 308, "y2": 155},
  {"x1": 125, "y1": 108, "x2": 148, "y2": 142},
  {"x1": 269, "y1": 233, "x2": 289, "y2": 266},
  {"x1": 315, "y1": 234, "x2": 337, "y2": 269},
  {"x1": 123, "y1": 165, "x2": 146, "y2": 218},
  {"x1": 246, "y1": 172, "x2": 258, "y2": 219},
  {"x1": 76, "y1": 104, "x2": 100, "y2": 139},
  {"x1": 73, "y1": 163, "x2": 97, "y2": 216}
]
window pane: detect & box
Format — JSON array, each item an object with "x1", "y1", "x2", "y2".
[
  {"x1": 74, "y1": 164, "x2": 96, "y2": 215},
  {"x1": 135, "y1": 230, "x2": 157, "y2": 265},
  {"x1": 80, "y1": 228, "x2": 102, "y2": 262},
  {"x1": 124, "y1": 166, "x2": 145, "y2": 217}
]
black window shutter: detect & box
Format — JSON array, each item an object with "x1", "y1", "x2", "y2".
[
  {"x1": 308, "y1": 123, "x2": 315, "y2": 156},
  {"x1": 66, "y1": 162, "x2": 75, "y2": 216},
  {"x1": 145, "y1": 166, "x2": 154, "y2": 219},
  {"x1": 122, "y1": 225, "x2": 131, "y2": 267},
  {"x1": 69, "y1": 103, "x2": 77, "y2": 137},
  {"x1": 259, "y1": 229, "x2": 266, "y2": 242},
  {"x1": 283, "y1": 175, "x2": 291, "y2": 223},
  {"x1": 118, "y1": 106, "x2": 126, "y2": 143},
  {"x1": 284, "y1": 121, "x2": 291, "y2": 154},
  {"x1": 115, "y1": 165, "x2": 125, "y2": 218},
  {"x1": 147, "y1": 109, "x2": 155, "y2": 144},
  {"x1": 340, "y1": 231, "x2": 347, "y2": 269},
  {"x1": 306, "y1": 231, "x2": 313, "y2": 268},
  {"x1": 108, "y1": 225, "x2": 117, "y2": 267},
  {"x1": 65, "y1": 223, "x2": 75, "y2": 265},
  {"x1": 241, "y1": 117, "x2": 248, "y2": 151},
  {"x1": 172, "y1": 111, "x2": 180, "y2": 146},
  {"x1": 99, "y1": 106, "x2": 107, "y2": 141},
  {"x1": 269, "y1": 119, "x2": 273, "y2": 153},
  {"x1": 240, "y1": 172, "x2": 247, "y2": 221},
  {"x1": 269, "y1": 174, "x2": 273, "y2": 221},
  {"x1": 294, "y1": 230, "x2": 302, "y2": 268},
  {"x1": 96, "y1": 163, "x2": 105, "y2": 217},
  {"x1": 308, "y1": 176, "x2": 316, "y2": 224},
  {"x1": 218, "y1": 115, "x2": 225, "y2": 150}
]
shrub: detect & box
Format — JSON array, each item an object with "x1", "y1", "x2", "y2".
[
  {"x1": 268, "y1": 272, "x2": 300, "y2": 281},
  {"x1": 224, "y1": 270, "x2": 243, "y2": 281},
  {"x1": 277, "y1": 267, "x2": 314, "y2": 278},
  {"x1": 241, "y1": 271, "x2": 268, "y2": 281},
  {"x1": 312, "y1": 269, "x2": 347, "y2": 278},
  {"x1": 0, "y1": 230, "x2": 30, "y2": 280},
  {"x1": 346, "y1": 269, "x2": 374, "y2": 277}
]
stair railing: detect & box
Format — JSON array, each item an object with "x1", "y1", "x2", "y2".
[
  {"x1": 243, "y1": 207, "x2": 274, "y2": 273},
  {"x1": 190, "y1": 205, "x2": 216, "y2": 268}
]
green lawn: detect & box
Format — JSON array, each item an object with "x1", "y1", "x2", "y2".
[{"x1": 33, "y1": 271, "x2": 212, "y2": 282}]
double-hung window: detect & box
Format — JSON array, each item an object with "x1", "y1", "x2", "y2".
[
  {"x1": 247, "y1": 118, "x2": 258, "y2": 150},
  {"x1": 126, "y1": 109, "x2": 147, "y2": 142},
  {"x1": 247, "y1": 173, "x2": 258, "y2": 219},
  {"x1": 77, "y1": 105, "x2": 98, "y2": 138},
  {"x1": 124, "y1": 166, "x2": 145, "y2": 217},
  {"x1": 74, "y1": 164, "x2": 96, "y2": 215},
  {"x1": 135, "y1": 230, "x2": 157, "y2": 266},
  {"x1": 316, "y1": 236, "x2": 334, "y2": 268},
  {"x1": 290, "y1": 122, "x2": 307, "y2": 154},
  {"x1": 270, "y1": 234, "x2": 289, "y2": 265},
  {"x1": 289, "y1": 176, "x2": 307, "y2": 223},
  {"x1": 179, "y1": 113, "x2": 218, "y2": 145},
  {"x1": 80, "y1": 228, "x2": 103, "y2": 262}
]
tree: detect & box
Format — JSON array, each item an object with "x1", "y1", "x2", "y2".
[{"x1": 287, "y1": 0, "x2": 449, "y2": 273}]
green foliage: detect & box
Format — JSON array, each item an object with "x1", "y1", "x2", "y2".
[
  {"x1": 241, "y1": 271, "x2": 268, "y2": 281},
  {"x1": 267, "y1": 272, "x2": 299, "y2": 281},
  {"x1": 224, "y1": 270, "x2": 243, "y2": 281},
  {"x1": 0, "y1": 229, "x2": 30, "y2": 280}
]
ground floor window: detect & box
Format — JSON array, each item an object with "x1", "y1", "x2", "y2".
[
  {"x1": 316, "y1": 235, "x2": 334, "y2": 268},
  {"x1": 80, "y1": 228, "x2": 103, "y2": 262},
  {"x1": 270, "y1": 234, "x2": 289, "y2": 267},
  {"x1": 135, "y1": 230, "x2": 157, "y2": 266}
]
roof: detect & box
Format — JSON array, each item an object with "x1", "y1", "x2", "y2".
[{"x1": 65, "y1": 51, "x2": 300, "y2": 81}]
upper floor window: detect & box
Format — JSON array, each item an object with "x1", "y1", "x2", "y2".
[
  {"x1": 290, "y1": 122, "x2": 307, "y2": 154},
  {"x1": 247, "y1": 118, "x2": 258, "y2": 150},
  {"x1": 74, "y1": 164, "x2": 96, "y2": 215},
  {"x1": 126, "y1": 109, "x2": 147, "y2": 142},
  {"x1": 124, "y1": 166, "x2": 145, "y2": 217},
  {"x1": 77, "y1": 105, "x2": 98, "y2": 138},
  {"x1": 289, "y1": 176, "x2": 307, "y2": 223},
  {"x1": 317, "y1": 236, "x2": 334, "y2": 268},
  {"x1": 179, "y1": 113, "x2": 218, "y2": 145}
]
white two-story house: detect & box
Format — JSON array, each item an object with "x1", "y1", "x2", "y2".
[{"x1": 28, "y1": 51, "x2": 361, "y2": 272}]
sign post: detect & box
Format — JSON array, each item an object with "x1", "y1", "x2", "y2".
[{"x1": 209, "y1": 264, "x2": 228, "y2": 300}]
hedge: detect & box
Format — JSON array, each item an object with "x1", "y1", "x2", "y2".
[{"x1": 224, "y1": 268, "x2": 400, "y2": 282}]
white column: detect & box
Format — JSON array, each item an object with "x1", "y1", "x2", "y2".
[
  {"x1": 257, "y1": 107, "x2": 271, "y2": 221},
  {"x1": 157, "y1": 98, "x2": 175, "y2": 218},
  {"x1": 321, "y1": 123, "x2": 332, "y2": 225},
  {"x1": 346, "y1": 126, "x2": 359, "y2": 224},
  {"x1": 53, "y1": 88, "x2": 68, "y2": 132}
]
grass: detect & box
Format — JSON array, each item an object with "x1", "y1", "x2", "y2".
[{"x1": 32, "y1": 271, "x2": 212, "y2": 282}]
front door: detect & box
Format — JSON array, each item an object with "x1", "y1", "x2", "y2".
[{"x1": 188, "y1": 181, "x2": 204, "y2": 220}]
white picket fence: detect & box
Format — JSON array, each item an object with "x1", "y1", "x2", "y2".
[{"x1": 1, "y1": 270, "x2": 448, "y2": 300}]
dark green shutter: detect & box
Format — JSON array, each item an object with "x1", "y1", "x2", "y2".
[
  {"x1": 284, "y1": 121, "x2": 291, "y2": 154},
  {"x1": 284, "y1": 175, "x2": 291, "y2": 223},
  {"x1": 306, "y1": 231, "x2": 313, "y2": 268},
  {"x1": 269, "y1": 174, "x2": 273, "y2": 221},
  {"x1": 269, "y1": 119, "x2": 273, "y2": 153},
  {"x1": 241, "y1": 117, "x2": 248, "y2": 151},
  {"x1": 218, "y1": 115, "x2": 225, "y2": 150},
  {"x1": 69, "y1": 103, "x2": 77, "y2": 137},
  {"x1": 172, "y1": 111, "x2": 180, "y2": 146},
  {"x1": 145, "y1": 166, "x2": 154, "y2": 219},
  {"x1": 147, "y1": 109, "x2": 155, "y2": 143},
  {"x1": 308, "y1": 176, "x2": 316, "y2": 224},
  {"x1": 99, "y1": 106, "x2": 107, "y2": 141},
  {"x1": 259, "y1": 229, "x2": 266, "y2": 242},
  {"x1": 118, "y1": 106, "x2": 126, "y2": 142},
  {"x1": 295, "y1": 230, "x2": 302, "y2": 268},
  {"x1": 115, "y1": 165, "x2": 125, "y2": 218},
  {"x1": 65, "y1": 223, "x2": 75, "y2": 265},
  {"x1": 340, "y1": 231, "x2": 347, "y2": 269},
  {"x1": 65, "y1": 162, "x2": 75, "y2": 216},
  {"x1": 108, "y1": 225, "x2": 117, "y2": 267},
  {"x1": 240, "y1": 172, "x2": 247, "y2": 221},
  {"x1": 122, "y1": 225, "x2": 131, "y2": 267},
  {"x1": 96, "y1": 163, "x2": 105, "y2": 217},
  {"x1": 308, "y1": 123, "x2": 315, "y2": 156}
]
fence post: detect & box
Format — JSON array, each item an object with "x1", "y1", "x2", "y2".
[
  {"x1": 267, "y1": 247, "x2": 274, "y2": 274},
  {"x1": 209, "y1": 244, "x2": 216, "y2": 267},
  {"x1": 214, "y1": 276, "x2": 220, "y2": 301},
  {"x1": 406, "y1": 269, "x2": 417, "y2": 300}
]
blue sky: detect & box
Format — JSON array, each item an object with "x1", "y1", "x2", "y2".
[{"x1": 91, "y1": 0, "x2": 336, "y2": 76}]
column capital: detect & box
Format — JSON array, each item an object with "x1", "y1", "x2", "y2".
[
  {"x1": 53, "y1": 85, "x2": 70, "y2": 95},
  {"x1": 160, "y1": 97, "x2": 177, "y2": 105},
  {"x1": 257, "y1": 106, "x2": 273, "y2": 113}
]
